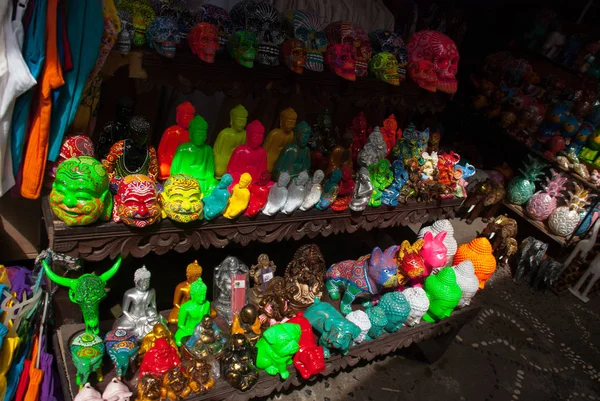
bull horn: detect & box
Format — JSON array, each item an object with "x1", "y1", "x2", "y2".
[
  {"x1": 42, "y1": 260, "x2": 76, "y2": 289},
  {"x1": 100, "y1": 255, "x2": 122, "y2": 283}
]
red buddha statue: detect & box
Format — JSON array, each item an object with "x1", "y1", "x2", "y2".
[
  {"x1": 157, "y1": 102, "x2": 195, "y2": 180},
  {"x1": 138, "y1": 338, "x2": 181, "y2": 378},
  {"x1": 245, "y1": 172, "x2": 274, "y2": 217},
  {"x1": 226, "y1": 120, "x2": 267, "y2": 189},
  {"x1": 380, "y1": 114, "x2": 402, "y2": 156},
  {"x1": 330, "y1": 165, "x2": 355, "y2": 212},
  {"x1": 350, "y1": 112, "x2": 370, "y2": 165}
]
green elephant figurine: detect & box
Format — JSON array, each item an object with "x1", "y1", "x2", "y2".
[
  {"x1": 71, "y1": 332, "x2": 104, "y2": 387},
  {"x1": 255, "y1": 323, "x2": 302, "y2": 379},
  {"x1": 423, "y1": 267, "x2": 462, "y2": 322}
]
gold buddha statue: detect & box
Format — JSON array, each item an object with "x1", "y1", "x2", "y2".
[{"x1": 168, "y1": 260, "x2": 203, "y2": 324}]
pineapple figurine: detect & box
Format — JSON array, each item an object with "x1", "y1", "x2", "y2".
[
  {"x1": 507, "y1": 155, "x2": 547, "y2": 205},
  {"x1": 548, "y1": 183, "x2": 591, "y2": 236},
  {"x1": 525, "y1": 169, "x2": 567, "y2": 221}
]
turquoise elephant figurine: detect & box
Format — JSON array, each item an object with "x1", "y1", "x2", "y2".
[
  {"x1": 203, "y1": 174, "x2": 233, "y2": 220},
  {"x1": 304, "y1": 298, "x2": 361, "y2": 358},
  {"x1": 365, "y1": 306, "x2": 387, "y2": 340},
  {"x1": 378, "y1": 292, "x2": 411, "y2": 333},
  {"x1": 326, "y1": 246, "x2": 400, "y2": 315},
  {"x1": 255, "y1": 323, "x2": 302, "y2": 379},
  {"x1": 423, "y1": 267, "x2": 462, "y2": 322},
  {"x1": 71, "y1": 332, "x2": 105, "y2": 387},
  {"x1": 104, "y1": 329, "x2": 139, "y2": 379}
]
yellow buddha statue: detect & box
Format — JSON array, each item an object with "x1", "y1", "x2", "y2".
[
  {"x1": 213, "y1": 105, "x2": 249, "y2": 178},
  {"x1": 138, "y1": 323, "x2": 178, "y2": 362},
  {"x1": 264, "y1": 108, "x2": 297, "y2": 172},
  {"x1": 168, "y1": 260, "x2": 203, "y2": 324}
]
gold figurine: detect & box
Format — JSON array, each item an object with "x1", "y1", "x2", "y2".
[{"x1": 168, "y1": 261, "x2": 203, "y2": 324}]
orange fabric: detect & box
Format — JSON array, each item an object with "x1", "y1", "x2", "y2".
[
  {"x1": 24, "y1": 336, "x2": 43, "y2": 401},
  {"x1": 20, "y1": 0, "x2": 64, "y2": 199}
]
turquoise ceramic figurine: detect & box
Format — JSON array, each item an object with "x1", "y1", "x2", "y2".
[
  {"x1": 422, "y1": 267, "x2": 462, "y2": 322},
  {"x1": 255, "y1": 323, "x2": 302, "y2": 379},
  {"x1": 105, "y1": 329, "x2": 139, "y2": 379},
  {"x1": 368, "y1": 159, "x2": 394, "y2": 207},
  {"x1": 203, "y1": 174, "x2": 233, "y2": 220},
  {"x1": 316, "y1": 169, "x2": 342, "y2": 210},
  {"x1": 378, "y1": 292, "x2": 411, "y2": 332},
  {"x1": 273, "y1": 121, "x2": 311, "y2": 180},
  {"x1": 365, "y1": 306, "x2": 387, "y2": 340},
  {"x1": 304, "y1": 299, "x2": 361, "y2": 357}
]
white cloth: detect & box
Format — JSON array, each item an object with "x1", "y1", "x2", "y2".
[{"x1": 0, "y1": 0, "x2": 36, "y2": 197}]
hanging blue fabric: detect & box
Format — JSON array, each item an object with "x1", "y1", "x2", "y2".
[
  {"x1": 10, "y1": 0, "x2": 47, "y2": 175},
  {"x1": 47, "y1": 0, "x2": 103, "y2": 162}
]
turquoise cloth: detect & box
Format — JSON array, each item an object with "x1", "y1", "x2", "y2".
[
  {"x1": 10, "y1": 0, "x2": 48, "y2": 175},
  {"x1": 47, "y1": 0, "x2": 103, "y2": 162}
]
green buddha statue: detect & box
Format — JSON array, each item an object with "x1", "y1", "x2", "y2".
[
  {"x1": 213, "y1": 105, "x2": 249, "y2": 179},
  {"x1": 171, "y1": 115, "x2": 218, "y2": 195},
  {"x1": 273, "y1": 121, "x2": 311, "y2": 180},
  {"x1": 175, "y1": 278, "x2": 211, "y2": 346}
]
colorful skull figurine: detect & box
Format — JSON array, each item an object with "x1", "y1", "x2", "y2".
[
  {"x1": 281, "y1": 39, "x2": 307, "y2": 74},
  {"x1": 160, "y1": 174, "x2": 203, "y2": 223},
  {"x1": 369, "y1": 29, "x2": 408, "y2": 80},
  {"x1": 227, "y1": 30, "x2": 257, "y2": 68},
  {"x1": 288, "y1": 10, "x2": 328, "y2": 72},
  {"x1": 113, "y1": 174, "x2": 161, "y2": 227},
  {"x1": 146, "y1": 17, "x2": 181, "y2": 58},
  {"x1": 325, "y1": 44, "x2": 356, "y2": 81},
  {"x1": 188, "y1": 23, "x2": 219, "y2": 63},
  {"x1": 116, "y1": 10, "x2": 135, "y2": 55},
  {"x1": 49, "y1": 135, "x2": 95, "y2": 180},
  {"x1": 325, "y1": 22, "x2": 371, "y2": 77},
  {"x1": 50, "y1": 156, "x2": 112, "y2": 226},
  {"x1": 150, "y1": 0, "x2": 194, "y2": 38},
  {"x1": 369, "y1": 52, "x2": 399, "y2": 85},
  {"x1": 407, "y1": 30, "x2": 459, "y2": 94},
  {"x1": 117, "y1": 0, "x2": 156, "y2": 46},
  {"x1": 198, "y1": 4, "x2": 233, "y2": 53}
]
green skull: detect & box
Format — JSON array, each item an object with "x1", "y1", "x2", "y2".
[
  {"x1": 227, "y1": 30, "x2": 257, "y2": 68},
  {"x1": 369, "y1": 52, "x2": 400, "y2": 86}
]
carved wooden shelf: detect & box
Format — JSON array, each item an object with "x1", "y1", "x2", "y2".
[
  {"x1": 53, "y1": 304, "x2": 480, "y2": 401},
  {"x1": 42, "y1": 196, "x2": 463, "y2": 261}
]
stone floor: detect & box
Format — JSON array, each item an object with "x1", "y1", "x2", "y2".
[{"x1": 266, "y1": 220, "x2": 600, "y2": 401}]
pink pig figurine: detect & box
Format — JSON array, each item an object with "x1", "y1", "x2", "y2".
[{"x1": 420, "y1": 231, "x2": 448, "y2": 275}]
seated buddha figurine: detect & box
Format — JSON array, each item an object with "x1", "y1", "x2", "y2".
[
  {"x1": 273, "y1": 121, "x2": 311, "y2": 180},
  {"x1": 103, "y1": 116, "x2": 158, "y2": 188},
  {"x1": 244, "y1": 172, "x2": 274, "y2": 217},
  {"x1": 264, "y1": 108, "x2": 298, "y2": 172},
  {"x1": 138, "y1": 323, "x2": 178, "y2": 362},
  {"x1": 170, "y1": 115, "x2": 218, "y2": 195},
  {"x1": 175, "y1": 278, "x2": 212, "y2": 346},
  {"x1": 160, "y1": 174, "x2": 204, "y2": 223},
  {"x1": 325, "y1": 129, "x2": 353, "y2": 177},
  {"x1": 213, "y1": 105, "x2": 249, "y2": 179},
  {"x1": 157, "y1": 101, "x2": 195, "y2": 180},
  {"x1": 222, "y1": 173, "x2": 252, "y2": 219},
  {"x1": 380, "y1": 114, "x2": 402, "y2": 156},
  {"x1": 97, "y1": 96, "x2": 134, "y2": 160},
  {"x1": 231, "y1": 304, "x2": 262, "y2": 345},
  {"x1": 226, "y1": 120, "x2": 267, "y2": 188},
  {"x1": 168, "y1": 260, "x2": 203, "y2": 324},
  {"x1": 330, "y1": 165, "x2": 355, "y2": 212}
]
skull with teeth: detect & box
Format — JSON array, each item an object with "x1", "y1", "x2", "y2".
[
  {"x1": 117, "y1": 0, "x2": 156, "y2": 47},
  {"x1": 150, "y1": 0, "x2": 194, "y2": 39},
  {"x1": 146, "y1": 16, "x2": 181, "y2": 59},
  {"x1": 324, "y1": 43, "x2": 356, "y2": 81},
  {"x1": 198, "y1": 4, "x2": 232, "y2": 54},
  {"x1": 325, "y1": 21, "x2": 372, "y2": 77},
  {"x1": 116, "y1": 10, "x2": 135, "y2": 55},
  {"x1": 288, "y1": 10, "x2": 328, "y2": 72},
  {"x1": 369, "y1": 52, "x2": 399, "y2": 86},
  {"x1": 369, "y1": 29, "x2": 408, "y2": 81},
  {"x1": 227, "y1": 30, "x2": 258, "y2": 68},
  {"x1": 188, "y1": 22, "x2": 219, "y2": 63}
]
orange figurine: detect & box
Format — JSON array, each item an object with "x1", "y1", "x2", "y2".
[
  {"x1": 157, "y1": 101, "x2": 195, "y2": 180},
  {"x1": 380, "y1": 114, "x2": 402, "y2": 156},
  {"x1": 453, "y1": 238, "x2": 497, "y2": 289}
]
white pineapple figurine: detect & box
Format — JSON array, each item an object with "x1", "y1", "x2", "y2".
[
  {"x1": 526, "y1": 169, "x2": 567, "y2": 221},
  {"x1": 548, "y1": 183, "x2": 591, "y2": 237}
]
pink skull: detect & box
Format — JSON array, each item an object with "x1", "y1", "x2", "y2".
[
  {"x1": 325, "y1": 21, "x2": 371, "y2": 77},
  {"x1": 325, "y1": 43, "x2": 356, "y2": 81},
  {"x1": 407, "y1": 30, "x2": 459, "y2": 94},
  {"x1": 420, "y1": 231, "x2": 448, "y2": 274},
  {"x1": 188, "y1": 22, "x2": 219, "y2": 63}
]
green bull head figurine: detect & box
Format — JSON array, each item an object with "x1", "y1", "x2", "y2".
[{"x1": 43, "y1": 256, "x2": 122, "y2": 334}]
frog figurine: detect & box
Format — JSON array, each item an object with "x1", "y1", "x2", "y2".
[
  {"x1": 202, "y1": 174, "x2": 232, "y2": 220},
  {"x1": 175, "y1": 278, "x2": 211, "y2": 346},
  {"x1": 422, "y1": 267, "x2": 462, "y2": 322},
  {"x1": 222, "y1": 173, "x2": 252, "y2": 219},
  {"x1": 316, "y1": 169, "x2": 342, "y2": 210},
  {"x1": 368, "y1": 159, "x2": 394, "y2": 207},
  {"x1": 378, "y1": 292, "x2": 411, "y2": 333},
  {"x1": 255, "y1": 323, "x2": 302, "y2": 379}
]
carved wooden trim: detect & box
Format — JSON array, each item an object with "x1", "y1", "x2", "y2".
[{"x1": 43, "y1": 197, "x2": 463, "y2": 261}]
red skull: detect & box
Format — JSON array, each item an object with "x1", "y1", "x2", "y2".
[
  {"x1": 188, "y1": 23, "x2": 219, "y2": 63},
  {"x1": 407, "y1": 30, "x2": 459, "y2": 94},
  {"x1": 325, "y1": 21, "x2": 371, "y2": 78},
  {"x1": 325, "y1": 44, "x2": 356, "y2": 81}
]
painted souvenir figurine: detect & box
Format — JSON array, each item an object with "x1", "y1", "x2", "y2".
[
  {"x1": 452, "y1": 260, "x2": 479, "y2": 308},
  {"x1": 203, "y1": 174, "x2": 232, "y2": 220},
  {"x1": 326, "y1": 129, "x2": 353, "y2": 177},
  {"x1": 214, "y1": 105, "x2": 249, "y2": 178},
  {"x1": 97, "y1": 97, "x2": 134, "y2": 160},
  {"x1": 326, "y1": 245, "x2": 400, "y2": 315},
  {"x1": 138, "y1": 323, "x2": 178, "y2": 363},
  {"x1": 288, "y1": 9, "x2": 327, "y2": 72},
  {"x1": 364, "y1": 306, "x2": 387, "y2": 339},
  {"x1": 255, "y1": 323, "x2": 301, "y2": 379},
  {"x1": 331, "y1": 165, "x2": 355, "y2": 211},
  {"x1": 284, "y1": 244, "x2": 326, "y2": 311},
  {"x1": 188, "y1": 22, "x2": 219, "y2": 63},
  {"x1": 257, "y1": 277, "x2": 294, "y2": 327},
  {"x1": 213, "y1": 256, "x2": 249, "y2": 324},
  {"x1": 304, "y1": 298, "x2": 361, "y2": 357},
  {"x1": 378, "y1": 292, "x2": 411, "y2": 333},
  {"x1": 262, "y1": 173, "x2": 290, "y2": 216},
  {"x1": 324, "y1": 44, "x2": 355, "y2": 79},
  {"x1": 160, "y1": 367, "x2": 191, "y2": 400},
  {"x1": 102, "y1": 378, "x2": 132, "y2": 401},
  {"x1": 221, "y1": 334, "x2": 260, "y2": 391},
  {"x1": 418, "y1": 219, "x2": 458, "y2": 265},
  {"x1": 402, "y1": 287, "x2": 430, "y2": 326},
  {"x1": 325, "y1": 22, "x2": 361, "y2": 80},
  {"x1": 227, "y1": 30, "x2": 257, "y2": 68},
  {"x1": 227, "y1": 120, "x2": 266, "y2": 187},
  {"x1": 453, "y1": 237, "x2": 497, "y2": 289},
  {"x1": 223, "y1": 173, "x2": 252, "y2": 219},
  {"x1": 282, "y1": 171, "x2": 309, "y2": 214},
  {"x1": 71, "y1": 332, "x2": 104, "y2": 387},
  {"x1": 299, "y1": 170, "x2": 325, "y2": 211},
  {"x1": 170, "y1": 115, "x2": 218, "y2": 195},
  {"x1": 345, "y1": 310, "x2": 371, "y2": 345},
  {"x1": 104, "y1": 329, "x2": 139, "y2": 379},
  {"x1": 368, "y1": 159, "x2": 394, "y2": 207},
  {"x1": 422, "y1": 267, "x2": 462, "y2": 322},
  {"x1": 114, "y1": 267, "x2": 161, "y2": 339},
  {"x1": 380, "y1": 114, "x2": 402, "y2": 156},
  {"x1": 160, "y1": 174, "x2": 203, "y2": 223},
  {"x1": 369, "y1": 52, "x2": 399, "y2": 85},
  {"x1": 397, "y1": 240, "x2": 426, "y2": 287},
  {"x1": 43, "y1": 256, "x2": 121, "y2": 334},
  {"x1": 281, "y1": 38, "x2": 308, "y2": 74},
  {"x1": 118, "y1": 0, "x2": 155, "y2": 46},
  {"x1": 358, "y1": 130, "x2": 387, "y2": 167},
  {"x1": 146, "y1": 14, "x2": 182, "y2": 55},
  {"x1": 230, "y1": 304, "x2": 262, "y2": 345},
  {"x1": 168, "y1": 260, "x2": 203, "y2": 324},
  {"x1": 249, "y1": 254, "x2": 277, "y2": 306},
  {"x1": 199, "y1": 3, "x2": 232, "y2": 53},
  {"x1": 183, "y1": 359, "x2": 214, "y2": 395},
  {"x1": 50, "y1": 156, "x2": 113, "y2": 226},
  {"x1": 349, "y1": 167, "x2": 374, "y2": 212},
  {"x1": 381, "y1": 161, "x2": 408, "y2": 207},
  {"x1": 113, "y1": 175, "x2": 161, "y2": 228},
  {"x1": 138, "y1": 338, "x2": 181, "y2": 378},
  {"x1": 158, "y1": 102, "x2": 195, "y2": 180},
  {"x1": 184, "y1": 316, "x2": 225, "y2": 363},
  {"x1": 175, "y1": 278, "x2": 211, "y2": 346},
  {"x1": 245, "y1": 172, "x2": 273, "y2": 217},
  {"x1": 369, "y1": 29, "x2": 408, "y2": 80},
  {"x1": 418, "y1": 231, "x2": 448, "y2": 275},
  {"x1": 49, "y1": 135, "x2": 95, "y2": 181},
  {"x1": 103, "y1": 116, "x2": 158, "y2": 187},
  {"x1": 350, "y1": 112, "x2": 370, "y2": 166},
  {"x1": 273, "y1": 121, "x2": 311, "y2": 180},
  {"x1": 287, "y1": 312, "x2": 326, "y2": 379},
  {"x1": 264, "y1": 108, "x2": 298, "y2": 172},
  {"x1": 316, "y1": 169, "x2": 342, "y2": 210},
  {"x1": 137, "y1": 375, "x2": 161, "y2": 401}
]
